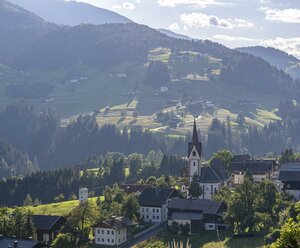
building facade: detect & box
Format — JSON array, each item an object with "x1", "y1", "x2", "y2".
[
  {"x1": 79, "y1": 187, "x2": 88, "y2": 204},
  {"x1": 94, "y1": 217, "x2": 132, "y2": 246},
  {"x1": 138, "y1": 187, "x2": 178, "y2": 223},
  {"x1": 279, "y1": 163, "x2": 300, "y2": 200},
  {"x1": 188, "y1": 120, "x2": 229, "y2": 200}
]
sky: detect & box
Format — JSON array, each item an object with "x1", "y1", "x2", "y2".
[{"x1": 73, "y1": 0, "x2": 300, "y2": 58}]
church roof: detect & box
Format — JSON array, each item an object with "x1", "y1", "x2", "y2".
[
  {"x1": 198, "y1": 159, "x2": 229, "y2": 183},
  {"x1": 188, "y1": 119, "x2": 202, "y2": 157}
]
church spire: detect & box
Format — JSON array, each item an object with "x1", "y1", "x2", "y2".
[{"x1": 192, "y1": 118, "x2": 199, "y2": 144}]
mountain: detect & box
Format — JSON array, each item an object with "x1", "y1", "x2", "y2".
[
  {"x1": 9, "y1": 0, "x2": 132, "y2": 25},
  {"x1": 158, "y1": 29, "x2": 193, "y2": 40},
  {"x1": 0, "y1": 0, "x2": 55, "y2": 61},
  {"x1": 237, "y1": 46, "x2": 300, "y2": 79}
]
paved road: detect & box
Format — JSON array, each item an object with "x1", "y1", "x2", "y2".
[{"x1": 121, "y1": 223, "x2": 167, "y2": 248}]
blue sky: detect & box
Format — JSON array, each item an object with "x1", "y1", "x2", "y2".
[{"x1": 75, "y1": 0, "x2": 300, "y2": 57}]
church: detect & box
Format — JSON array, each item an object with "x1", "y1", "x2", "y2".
[{"x1": 188, "y1": 120, "x2": 229, "y2": 200}]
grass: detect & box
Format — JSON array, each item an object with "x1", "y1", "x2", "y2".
[
  {"x1": 148, "y1": 48, "x2": 171, "y2": 63},
  {"x1": 134, "y1": 231, "x2": 265, "y2": 248},
  {"x1": 19, "y1": 197, "x2": 102, "y2": 216}
]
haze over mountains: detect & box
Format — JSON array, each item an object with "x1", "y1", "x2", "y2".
[
  {"x1": 0, "y1": 0, "x2": 299, "y2": 119},
  {"x1": 9, "y1": 0, "x2": 131, "y2": 25}
]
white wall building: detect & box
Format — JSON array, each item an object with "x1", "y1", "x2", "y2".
[
  {"x1": 138, "y1": 187, "x2": 178, "y2": 223},
  {"x1": 94, "y1": 217, "x2": 132, "y2": 246},
  {"x1": 79, "y1": 187, "x2": 88, "y2": 204}
]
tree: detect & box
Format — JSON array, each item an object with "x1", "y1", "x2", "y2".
[
  {"x1": 169, "y1": 221, "x2": 180, "y2": 235},
  {"x1": 122, "y1": 194, "x2": 139, "y2": 221},
  {"x1": 54, "y1": 194, "x2": 65, "y2": 203},
  {"x1": 144, "y1": 61, "x2": 171, "y2": 88},
  {"x1": 188, "y1": 175, "x2": 202, "y2": 198},
  {"x1": 23, "y1": 194, "x2": 33, "y2": 206},
  {"x1": 52, "y1": 233, "x2": 75, "y2": 248},
  {"x1": 180, "y1": 223, "x2": 190, "y2": 235},
  {"x1": 211, "y1": 150, "x2": 233, "y2": 172}
]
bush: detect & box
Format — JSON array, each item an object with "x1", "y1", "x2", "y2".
[{"x1": 169, "y1": 221, "x2": 180, "y2": 235}]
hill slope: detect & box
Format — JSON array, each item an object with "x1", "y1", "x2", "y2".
[
  {"x1": 0, "y1": 0, "x2": 55, "y2": 61},
  {"x1": 237, "y1": 46, "x2": 300, "y2": 79},
  {"x1": 9, "y1": 0, "x2": 132, "y2": 25}
]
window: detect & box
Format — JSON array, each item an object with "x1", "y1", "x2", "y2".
[
  {"x1": 153, "y1": 216, "x2": 155, "y2": 220},
  {"x1": 153, "y1": 209, "x2": 155, "y2": 213},
  {"x1": 107, "y1": 239, "x2": 110, "y2": 243},
  {"x1": 97, "y1": 230, "x2": 100, "y2": 234},
  {"x1": 97, "y1": 238, "x2": 100, "y2": 242},
  {"x1": 112, "y1": 239, "x2": 114, "y2": 243},
  {"x1": 209, "y1": 224, "x2": 214, "y2": 229},
  {"x1": 146, "y1": 208, "x2": 149, "y2": 212},
  {"x1": 119, "y1": 239, "x2": 121, "y2": 243},
  {"x1": 193, "y1": 161, "x2": 196, "y2": 166},
  {"x1": 101, "y1": 230, "x2": 104, "y2": 234},
  {"x1": 102, "y1": 238, "x2": 104, "y2": 242},
  {"x1": 146, "y1": 215, "x2": 149, "y2": 219},
  {"x1": 112, "y1": 231, "x2": 114, "y2": 235},
  {"x1": 193, "y1": 151, "x2": 196, "y2": 156},
  {"x1": 142, "y1": 208, "x2": 144, "y2": 212},
  {"x1": 107, "y1": 230, "x2": 110, "y2": 235},
  {"x1": 156, "y1": 209, "x2": 159, "y2": 213},
  {"x1": 157, "y1": 216, "x2": 159, "y2": 219}
]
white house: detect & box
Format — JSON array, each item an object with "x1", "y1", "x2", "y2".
[
  {"x1": 188, "y1": 120, "x2": 229, "y2": 200},
  {"x1": 79, "y1": 187, "x2": 88, "y2": 204},
  {"x1": 138, "y1": 187, "x2": 178, "y2": 223},
  {"x1": 94, "y1": 217, "x2": 132, "y2": 246},
  {"x1": 279, "y1": 163, "x2": 300, "y2": 201}
]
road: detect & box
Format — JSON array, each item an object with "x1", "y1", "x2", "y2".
[{"x1": 121, "y1": 223, "x2": 167, "y2": 248}]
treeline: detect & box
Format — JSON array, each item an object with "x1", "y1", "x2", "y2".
[
  {"x1": 0, "y1": 151, "x2": 185, "y2": 206},
  {"x1": 0, "y1": 139, "x2": 38, "y2": 178}
]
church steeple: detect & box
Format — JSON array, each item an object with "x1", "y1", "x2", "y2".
[{"x1": 188, "y1": 119, "x2": 202, "y2": 158}]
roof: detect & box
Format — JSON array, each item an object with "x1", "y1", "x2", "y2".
[
  {"x1": 279, "y1": 163, "x2": 300, "y2": 181},
  {"x1": 0, "y1": 237, "x2": 39, "y2": 248},
  {"x1": 170, "y1": 212, "x2": 203, "y2": 221},
  {"x1": 231, "y1": 160, "x2": 274, "y2": 173},
  {"x1": 31, "y1": 215, "x2": 66, "y2": 231},
  {"x1": 167, "y1": 198, "x2": 223, "y2": 215},
  {"x1": 188, "y1": 119, "x2": 202, "y2": 157},
  {"x1": 138, "y1": 187, "x2": 177, "y2": 207},
  {"x1": 94, "y1": 217, "x2": 132, "y2": 230},
  {"x1": 198, "y1": 161, "x2": 229, "y2": 183},
  {"x1": 233, "y1": 154, "x2": 251, "y2": 162}
]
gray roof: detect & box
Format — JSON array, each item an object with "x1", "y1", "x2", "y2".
[
  {"x1": 138, "y1": 187, "x2": 177, "y2": 207},
  {"x1": 167, "y1": 198, "x2": 223, "y2": 215},
  {"x1": 94, "y1": 217, "x2": 132, "y2": 230},
  {"x1": 198, "y1": 159, "x2": 229, "y2": 183},
  {"x1": 231, "y1": 160, "x2": 274, "y2": 173},
  {"x1": 31, "y1": 215, "x2": 66, "y2": 231},
  {"x1": 279, "y1": 163, "x2": 300, "y2": 181},
  {"x1": 0, "y1": 238, "x2": 39, "y2": 248},
  {"x1": 170, "y1": 212, "x2": 203, "y2": 221}
]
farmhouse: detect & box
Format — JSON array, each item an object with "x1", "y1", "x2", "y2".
[
  {"x1": 167, "y1": 198, "x2": 227, "y2": 234},
  {"x1": 138, "y1": 187, "x2": 178, "y2": 223},
  {"x1": 231, "y1": 158, "x2": 277, "y2": 184},
  {"x1": 93, "y1": 217, "x2": 133, "y2": 246},
  {"x1": 188, "y1": 120, "x2": 229, "y2": 200},
  {"x1": 31, "y1": 215, "x2": 67, "y2": 244},
  {"x1": 279, "y1": 163, "x2": 300, "y2": 200}
]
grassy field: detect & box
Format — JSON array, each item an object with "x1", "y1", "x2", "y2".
[
  {"x1": 19, "y1": 197, "x2": 102, "y2": 216},
  {"x1": 134, "y1": 231, "x2": 265, "y2": 248}
]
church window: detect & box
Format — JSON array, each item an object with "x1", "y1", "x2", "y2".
[
  {"x1": 193, "y1": 151, "x2": 196, "y2": 156},
  {"x1": 193, "y1": 162, "x2": 196, "y2": 166}
]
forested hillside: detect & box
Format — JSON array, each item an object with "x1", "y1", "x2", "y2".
[{"x1": 0, "y1": 0, "x2": 56, "y2": 61}]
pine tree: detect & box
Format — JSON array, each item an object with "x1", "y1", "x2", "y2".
[
  {"x1": 188, "y1": 175, "x2": 202, "y2": 198},
  {"x1": 24, "y1": 193, "x2": 33, "y2": 206}
]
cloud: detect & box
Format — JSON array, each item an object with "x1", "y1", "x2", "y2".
[
  {"x1": 113, "y1": 2, "x2": 136, "y2": 10},
  {"x1": 157, "y1": 0, "x2": 218, "y2": 8},
  {"x1": 180, "y1": 13, "x2": 253, "y2": 29},
  {"x1": 260, "y1": 37, "x2": 300, "y2": 58},
  {"x1": 212, "y1": 34, "x2": 254, "y2": 41},
  {"x1": 262, "y1": 8, "x2": 300, "y2": 23},
  {"x1": 169, "y1": 22, "x2": 180, "y2": 30}
]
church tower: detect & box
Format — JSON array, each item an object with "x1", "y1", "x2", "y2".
[{"x1": 188, "y1": 119, "x2": 202, "y2": 183}]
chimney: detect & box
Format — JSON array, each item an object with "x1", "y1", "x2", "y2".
[{"x1": 13, "y1": 241, "x2": 18, "y2": 248}]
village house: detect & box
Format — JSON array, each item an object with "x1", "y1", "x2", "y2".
[
  {"x1": 188, "y1": 120, "x2": 229, "y2": 200},
  {"x1": 167, "y1": 198, "x2": 227, "y2": 234},
  {"x1": 138, "y1": 187, "x2": 178, "y2": 223},
  {"x1": 93, "y1": 217, "x2": 133, "y2": 246},
  {"x1": 279, "y1": 163, "x2": 300, "y2": 200},
  {"x1": 31, "y1": 215, "x2": 67, "y2": 245},
  {"x1": 231, "y1": 157, "x2": 278, "y2": 184}
]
